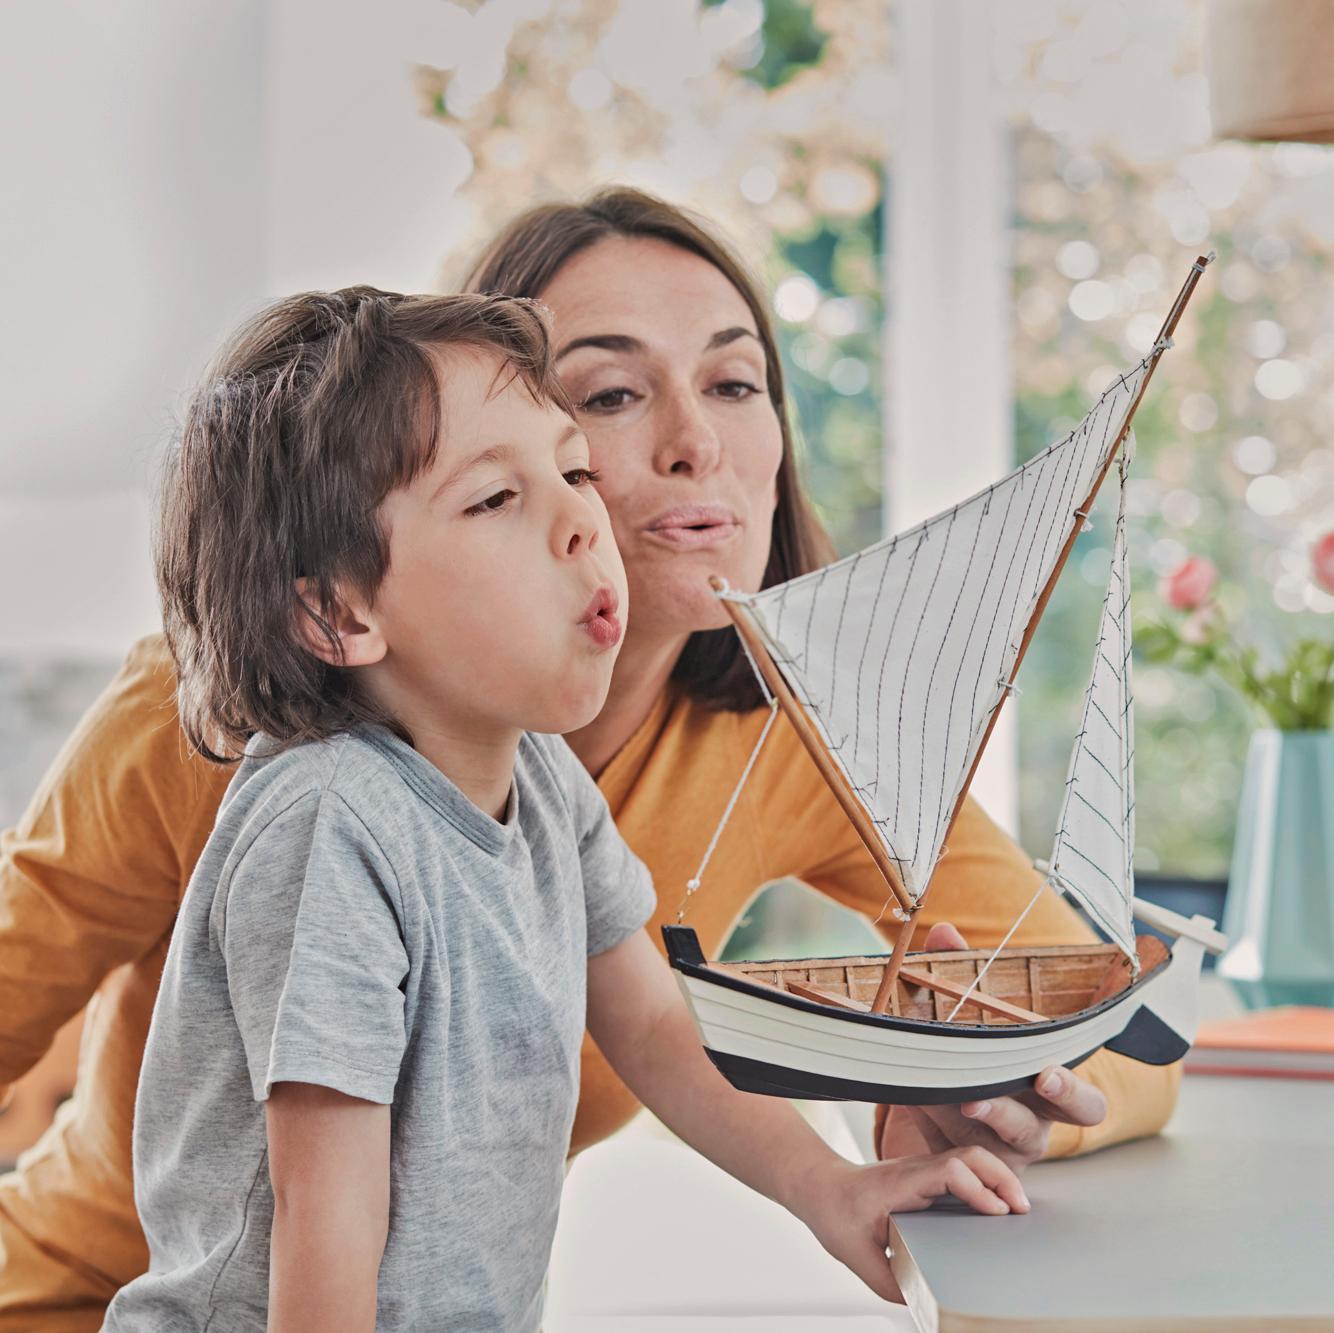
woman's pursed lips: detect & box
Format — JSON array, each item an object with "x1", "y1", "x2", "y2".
[{"x1": 642, "y1": 502, "x2": 741, "y2": 548}]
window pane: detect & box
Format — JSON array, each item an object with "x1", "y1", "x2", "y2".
[{"x1": 995, "y1": 1, "x2": 1334, "y2": 878}]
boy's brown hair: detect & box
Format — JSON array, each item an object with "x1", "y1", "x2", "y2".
[{"x1": 158, "y1": 287, "x2": 573, "y2": 763}]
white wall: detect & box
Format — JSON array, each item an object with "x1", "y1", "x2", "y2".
[
  {"x1": 0, "y1": 1, "x2": 267, "y2": 653},
  {"x1": 0, "y1": 0, "x2": 468, "y2": 657}
]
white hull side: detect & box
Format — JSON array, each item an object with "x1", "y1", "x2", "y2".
[{"x1": 673, "y1": 935, "x2": 1207, "y2": 1103}]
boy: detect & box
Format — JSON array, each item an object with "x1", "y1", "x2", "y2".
[{"x1": 104, "y1": 288, "x2": 1027, "y2": 1331}]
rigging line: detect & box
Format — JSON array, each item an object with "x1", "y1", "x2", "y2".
[
  {"x1": 943, "y1": 876, "x2": 1049, "y2": 1023},
  {"x1": 676, "y1": 638, "x2": 779, "y2": 922}
]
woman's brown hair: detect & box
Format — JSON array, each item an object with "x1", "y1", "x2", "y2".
[
  {"x1": 157, "y1": 287, "x2": 572, "y2": 761},
  {"x1": 464, "y1": 187, "x2": 835, "y2": 712}
]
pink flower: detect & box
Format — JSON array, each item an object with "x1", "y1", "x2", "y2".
[
  {"x1": 1314, "y1": 531, "x2": 1334, "y2": 594},
  {"x1": 1160, "y1": 556, "x2": 1218, "y2": 611}
]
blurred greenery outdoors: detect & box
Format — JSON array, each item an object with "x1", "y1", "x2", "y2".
[
  {"x1": 743, "y1": 3, "x2": 1333, "y2": 885},
  {"x1": 427, "y1": 1, "x2": 1332, "y2": 932}
]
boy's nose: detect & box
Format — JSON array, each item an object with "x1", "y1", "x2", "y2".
[{"x1": 554, "y1": 490, "x2": 599, "y2": 559}]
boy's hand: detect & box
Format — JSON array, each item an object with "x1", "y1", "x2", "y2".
[
  {"x1": 878, "y1": 923, "x2": 1107, "y2": 1170},
  {"x1": 791, "y1": 1147, "x2": 1030, "y2": 1303}
]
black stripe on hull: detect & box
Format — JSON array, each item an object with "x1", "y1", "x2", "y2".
[
  {"x1": 704, "y1": 1046, "x2": 1105, "y2": 1105},
  {"x1": 1103, "y1": 1004, "x2": 1190, "y2": 1065}
]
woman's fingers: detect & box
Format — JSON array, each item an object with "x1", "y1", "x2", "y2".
[
  {"x1": 920, "y1": 920, "x2": 970, "y2": 951},
  {"x1": 885, "y1": 1104, "x2": 954, "y2": 1157},
  {"x1": 1028, "y1": 1066, "x2": 1109, "y2": 1127},
  {"x1": 959, "y1": 1096, "x2": 1048, "y2": 1160}
]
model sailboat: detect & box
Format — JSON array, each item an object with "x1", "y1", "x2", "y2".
[{"x1": 665, "y1": 254, "x2": 1228, "y2": 1104}]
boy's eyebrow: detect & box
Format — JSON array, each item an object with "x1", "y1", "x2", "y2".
[
  {"x1": 432, "y1": 425, "x2": 587, "y2": 501},
  {"x1": 554, "y1": 327, "x2": 761, "y2": 361},
  {"x1": 433, "y1": 443, "x2": 514, "y2": 500}
]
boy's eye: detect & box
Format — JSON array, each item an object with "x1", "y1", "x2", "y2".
[
  {"x1": 578, "y1": 387, "x2": 639, "y2": 412},
  {"x1": 712, "y1": 379, "x2": 762, "y2": 400},
  {"x1": 563, "y1": 467, "x2": 601, "y2": 487},
  {"x1": 465, "y1": 488, "x2": 516, "y2": 516}
]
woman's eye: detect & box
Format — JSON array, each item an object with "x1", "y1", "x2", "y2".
[
  {"x1": 578, "y1": 387, "x2": 639, "y2": 412},
  {"x1": 712, "y1": 379, "x2": 762, "y2": 400},
  {"x1": 563, "y1": 467, "x2": 601, "y2": 487},
  {"x1": 465, "y1": 488, "x2": 516, "y2": 516}
]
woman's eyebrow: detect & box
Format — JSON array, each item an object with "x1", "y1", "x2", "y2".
[
  {"x1": 555, "y1": 333, "x2": 642, "y2": 362},
  {"x1": 555, "y1": 327, "x2": 761, "y2": 361},
  {"x1": 705, "y1": 326, "x2": 761, "y2": 351}
]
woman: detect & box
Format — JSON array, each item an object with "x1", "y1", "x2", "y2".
[{"x1": 0, "y1": 189, "x2": 1177, "y2": 1329}]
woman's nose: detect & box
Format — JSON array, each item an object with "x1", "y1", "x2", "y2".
[{"x1": 653, "y1": 386, "x2": 722, "y2": 478}]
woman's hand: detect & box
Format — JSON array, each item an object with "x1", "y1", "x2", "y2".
[
  {"x1": 878, "y1": 923, "x2": 1108, "y2": 1170},
  {"x1": 790, "y1": 1147, "x2": 1030, "y2": 1302}
]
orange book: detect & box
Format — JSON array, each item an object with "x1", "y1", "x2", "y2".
[{"x1": 1185, "y1": 1006, "x2": 1334, "y2": 1079}]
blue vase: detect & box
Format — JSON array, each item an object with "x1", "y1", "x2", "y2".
[{"x1": 1217, "y1": 729, "x2": 1334, "y2": 1008}]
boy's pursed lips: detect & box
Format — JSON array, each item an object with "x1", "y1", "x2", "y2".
[
  {"x1": 577, "y1": 585, "x2": 622, "y2": 649},
  {"x1": 642, "y1": 502, "x2": 741, "y2": 550}
]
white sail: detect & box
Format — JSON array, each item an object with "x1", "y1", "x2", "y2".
[
  {"x1": 1047, "y1": 438, "x2": 1138, "y2": 963},
  {"x1": 728, "y1": 356, "x2": 1154, "y2": 902}
]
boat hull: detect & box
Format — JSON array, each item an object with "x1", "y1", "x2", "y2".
[{"x1": 664, "y1": 926, "x2": 1207, "y2": 1104}]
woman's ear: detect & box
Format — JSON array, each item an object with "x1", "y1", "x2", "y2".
[{"x1": 293, "y1": 578, "x2": 387, "y2": 668}]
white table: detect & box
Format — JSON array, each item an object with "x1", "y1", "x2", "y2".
[
  {"x1": 547, "y1": 981, "x2": 1333, "y2": 1330},
  {"x1": 889, "y1": 1073, "x2": 1334, "y2": 1331}
]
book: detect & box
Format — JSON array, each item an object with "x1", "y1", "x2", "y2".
[{"x1": 1184, "y1": 1006, "x2": 1334, "y2": 1079}]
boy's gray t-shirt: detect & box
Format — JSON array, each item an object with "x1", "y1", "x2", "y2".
[{"x1": 103, "y1": 726, "x2": 655, "y2": 1333}]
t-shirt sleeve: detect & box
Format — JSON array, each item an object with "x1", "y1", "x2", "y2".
[
  {"x1": 542, "y1": 737, "x2": 655, "y2": 956},
  {"x1": 218, "y1": 790, "x2": 409, "y2": 1104}
]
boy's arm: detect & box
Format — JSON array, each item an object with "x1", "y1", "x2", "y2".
[
  {"x1": 587, "y1": 929, "x2": 1029, "y2": 1303},
  {"x1": 265, "y1": 1082, "x2": 390, "y2": 1333}
]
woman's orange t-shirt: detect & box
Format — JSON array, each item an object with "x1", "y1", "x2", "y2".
[{"x1": 0, "y1": 636, "x2": 1179, "y2": 1329}]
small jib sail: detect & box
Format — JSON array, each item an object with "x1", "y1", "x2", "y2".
[
  {"x1": 1045, "y1": 437, "x2": 1138, "y2": 964},
  {"x1": 723, "y1": 358, "x2": 1152, "y2": 906}
]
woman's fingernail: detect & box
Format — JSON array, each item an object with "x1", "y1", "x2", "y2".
[
  {"x1": 965, "y1": 1101, "x2": 991, "y2": 1119},
  {"x1": 1019, "y1": 1190, "x2": 1031, "y2": 1210},
  {"x1": 1039, "y1": 1071, "x2": 1062, "y2": 1096}
]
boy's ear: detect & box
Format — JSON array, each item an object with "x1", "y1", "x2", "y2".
[{"x1": 293, "y1": 578, "x2": 387, "y2": 668}]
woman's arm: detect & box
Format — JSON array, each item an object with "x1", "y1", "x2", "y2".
[
  {"x1": 0, "y1": 636, "x2": 229, "y2": 1093},
  {"x1": 265, "y1": 1082, "x2": 390, "y2": 1333},
  {"x1": 588, "y1": 929, "x2": 1030, "y2": 1303}
]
